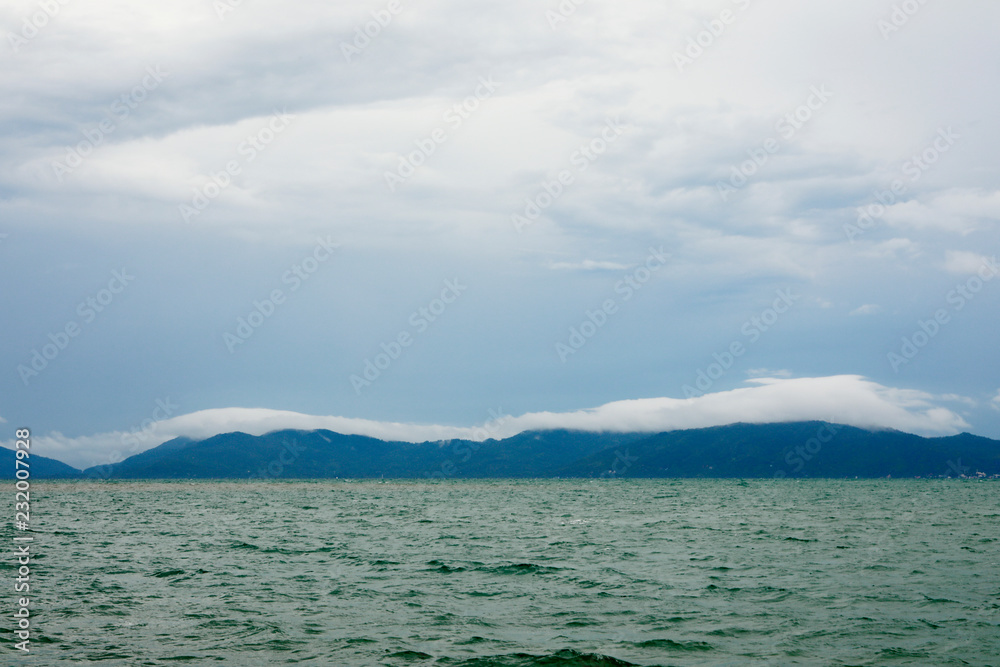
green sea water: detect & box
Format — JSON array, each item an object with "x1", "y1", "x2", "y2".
[{"x1": 8, "y1": 479, "x2": 1000, "y2": 666}]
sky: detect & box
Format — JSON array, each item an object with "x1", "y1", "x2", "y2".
[{"x1": 1, "y1": 0, "x2": 999, "y2": 469}]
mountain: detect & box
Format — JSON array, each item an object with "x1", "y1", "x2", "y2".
[
  {"x1": 557, "y1": 422, "x2": 1000, "y2": 478},
  {"x1": 83, "y1": 429, "x2": 644, "y2": 480},
  {"x1": 1, "y1": 447, "x2": 83, "y2": 479},
  {"x1": 75, "y1": 422, "x2": 1000, "y2": 480}
]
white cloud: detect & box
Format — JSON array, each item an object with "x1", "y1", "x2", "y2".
[
  {"x1": 939, "y1": 394, "x2": 977, "y2": 408},
  {"x1": 746, "y1": 368, "x2": 793, "y2": 378},
  {"x1": 506, "y1": 376, "x2": 969, "y2": 437},
  {"x1": 548, "y1": 259, "x2": 633, "y2": 271},
  {"x1": 884, "y1": 190, "x2": 1000, "y2": 235},
  {"x1": 850, "y1": 304, "x2": 881, "y2": 316},
  {"x1": 6, "y1": 376, "x2": 972, "y2": 470},
  {"x1": 856, "y1": 238, "x2": 923, "y2": 262},
  {"x1": 991, "y1": 390, "x2": 1000, "y2": 412},
  {"x1": 942, "y1": 250, "x2": 995, "y2": 275}
]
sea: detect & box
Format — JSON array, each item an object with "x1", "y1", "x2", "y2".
[{"x1": 9, "y1": 479, "x2": 999, "y2": 666}]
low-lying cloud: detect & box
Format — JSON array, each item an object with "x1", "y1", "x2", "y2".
[{"x1": 4, "y1": 375, "x2": 973, "y2": 470}]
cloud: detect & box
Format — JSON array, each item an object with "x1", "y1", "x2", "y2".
[
  {"x1": 4, "y1": 0, "x2": 1000, "y2": 460},
  {"x1": 504, "y1": 376, "x2": 969, "y2": 437},
  {"x1": 849, "y1": 304, "x2": 881, "y2": 316},
  {"x1": 939, "y1": 394, "x2": 977, "y2": 408},
  {"x1": 548, "y1": 259, "x2": 633, "y2": 271},
  {"x1": 992, "y1": 390, "x2": 1000, "y2": 412},
  {"x1": 856, "y1": 238, "x2": 923, "y2": 262},
  {"x1": 942, "y1": 250, "x2": 995, "y2": 275},
  {"x1": 6, "y1": 376, "x2": 971, "y2": 470},
  {"x1": 9, "y1": 412, "x2": 480, "y2": 471},
  {"x1": 746, "y1": 368, "x2": 793, "y2": 378},
  {"x1": 884, "y1": 190, "x2": 1000, "y2": 235}
]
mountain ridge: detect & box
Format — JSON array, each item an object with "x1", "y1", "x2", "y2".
[
  {"x1": 59, "y1": 421, "x2": 1000, "y2": 480},
  {"x1": 10, "y1": 421, "x2": 1000, "y2": 480}
]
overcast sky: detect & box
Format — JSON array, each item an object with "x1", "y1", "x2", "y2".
[{"x1": 2, "y1": 0, "x2": 999, "y2": 468}]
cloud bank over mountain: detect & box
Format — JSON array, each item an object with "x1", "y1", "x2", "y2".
[{"x1": 5, "y1": 376, "x2": 973, "y2": 469}]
